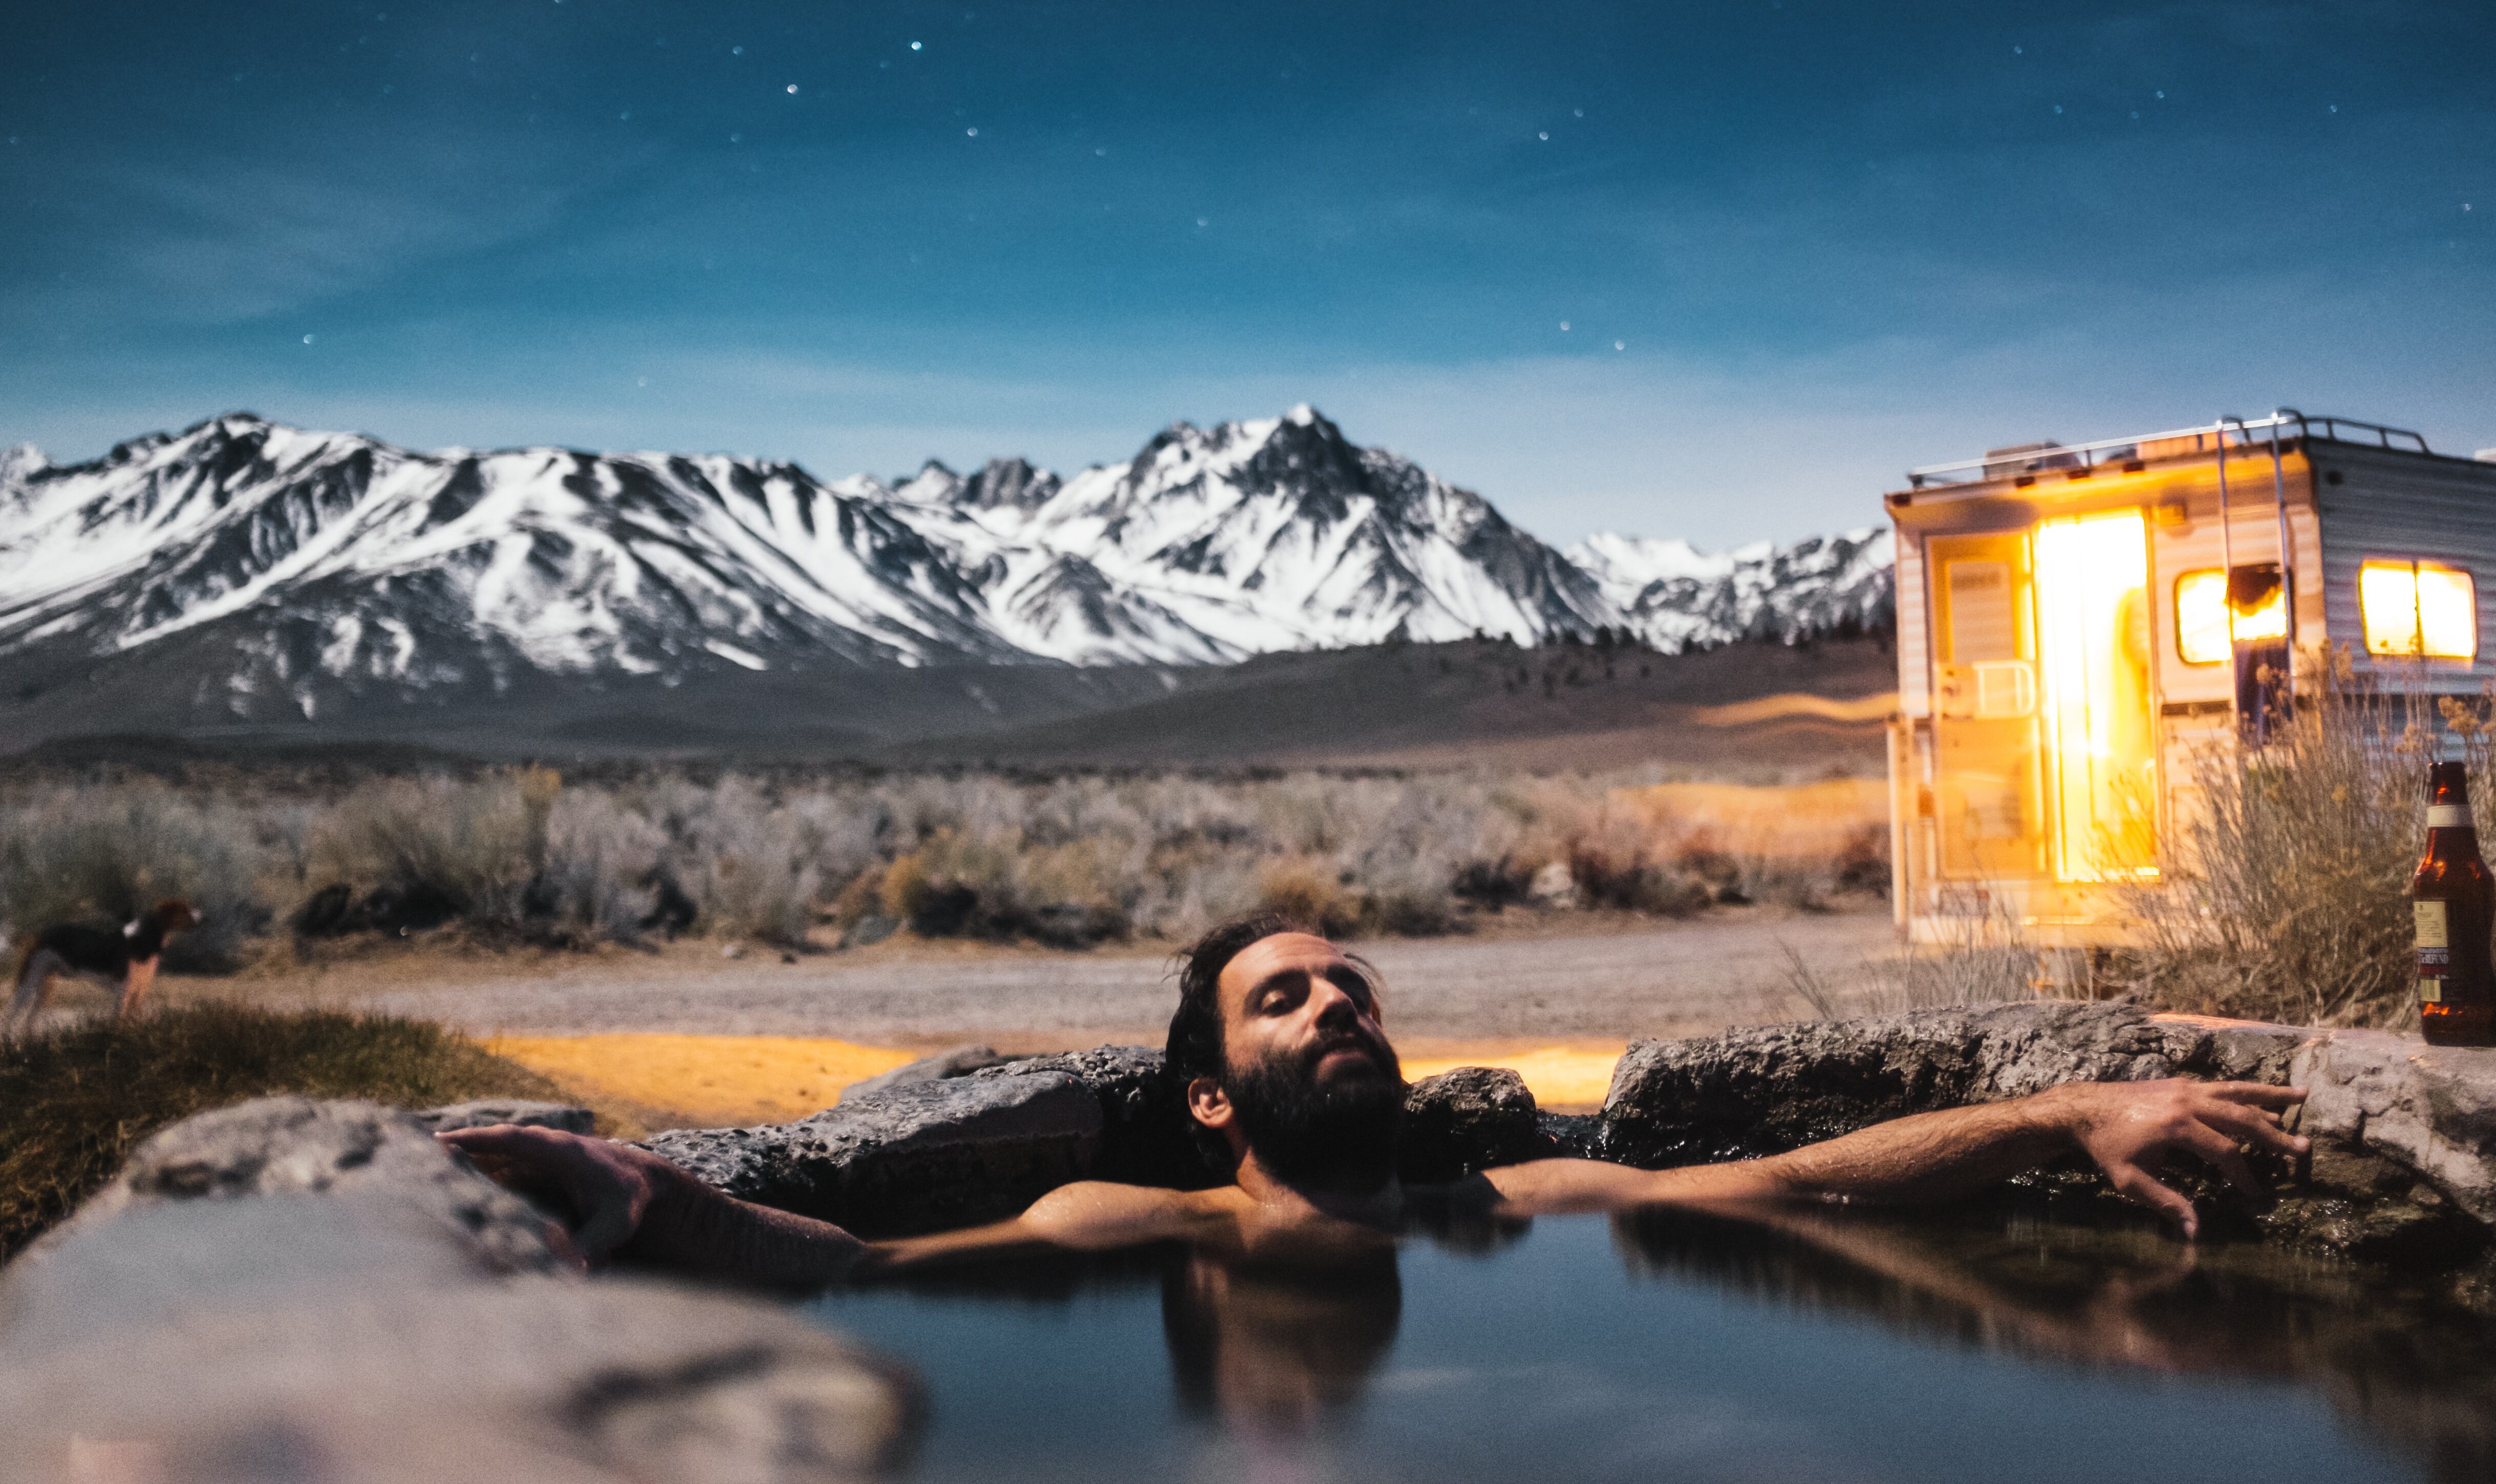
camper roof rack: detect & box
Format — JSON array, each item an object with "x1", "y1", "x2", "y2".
[{"x1": 1904, "y1": 410, "x2": 2431, "y2": 489}]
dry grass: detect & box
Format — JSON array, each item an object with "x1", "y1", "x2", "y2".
[
  {"x1": 0, "y1": 1001, "x2": 568, "y2": 1260},
  {"x1": 2113, "y1": 651, "x2": 2482, "y2": 1028},
  {"x1": 0, "y1": 784, "x2": 272, "y2": 970},
  {"x1": 0, "y1": 765, "x2": 1888, "y2": 958},
  {"x1": 1777, "y1": 917, "x2": 2055, "y2": 1020}
]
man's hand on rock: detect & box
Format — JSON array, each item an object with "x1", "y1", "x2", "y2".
[
  {"x1": 2041, "y1": 1079, "x2": 2308, "y2": 1238},
  {"x1": 439, "y1": 1124, "x2": 691, "y2": 1270},
  {"x1": 441, "y1": 1124, "x2": 868, "y2": 1286}
]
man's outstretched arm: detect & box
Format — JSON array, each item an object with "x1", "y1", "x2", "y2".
[
  {"x1": 440, "y1": 1124, "x2": 870, "y2": 1285},
  {"x1": 1481, "y1": 1078, "x2": 2309, "y2": 1238},
  {"x1": 439, "y1": 1126, "x2": 1222, "y2": 1286}
]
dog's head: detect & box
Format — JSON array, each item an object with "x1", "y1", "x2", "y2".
[{"x1": 152, "y1": 899, "x2": 202, "y2": 934}]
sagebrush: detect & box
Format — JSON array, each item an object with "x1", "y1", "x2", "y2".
[
  {"x1": 0, "y1": 765, "x2": 1887, "y2": 954},
  {"x1": 2115, "y1": 653, "x2": 2485, "y2": 1028}
]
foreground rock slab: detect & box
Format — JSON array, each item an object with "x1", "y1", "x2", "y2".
[
  {"x1": 1604, "y1": 1000, "x2": 2496, "y2": 1270},
  {"x1": 0, "y1": 1098, "x2": 921, "y2": 1484}
]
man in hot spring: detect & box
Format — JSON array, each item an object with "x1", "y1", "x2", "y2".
[{"x1": 444, "y1": 911, "x2": 2308, "y2": 1286}]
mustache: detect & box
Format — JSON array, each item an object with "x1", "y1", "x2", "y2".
[{"x1": 1301, "y1": 1023, "x2": 1398, "y2": 1076}]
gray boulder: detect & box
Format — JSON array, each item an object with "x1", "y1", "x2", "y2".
[
  {"x1": 840, "y1": 1043, "x2": 1014, "y2": 1100},
  {"x1": 643, "y1": 1048, "x2": 1569, "y2": 1227},
  {"x1": 2295, "y1": 1029, "x2": 2496, "y2": 1226},
  {"x1": 22, "y1": 1095, "x2": 568, "y2": 1277},
  {"x1": 0, "y1": 1097, "x2": 922, "y2": 1483},
  {"x1": 1600, "y1": 1001, "x2": 2496, "y2": 1272},
  {"x1": 414, "y1": 1098, "x2": 599, "y2": 1134},
  {"x1": 649, "y1": 1068, "x2": 1111, "y2": 1235},
  {"x1": 1398, "y1": 1066, "x2": 1548, "y2": 1184},
  {"x1": 645, "y1": 1047, "x2": 1239, "y2": 1235},
  {"x1": 1600, "y1": 999, "x2": 2308, "y2": 1168}
]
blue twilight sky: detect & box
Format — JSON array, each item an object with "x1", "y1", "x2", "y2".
[{"x1": 2, "y1": 1, "x2": 2490, "y2": 548}]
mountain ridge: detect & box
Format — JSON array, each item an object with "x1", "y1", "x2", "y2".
[{"x1": 0, "y1": 407, "x2": 1894, "y2": 731}]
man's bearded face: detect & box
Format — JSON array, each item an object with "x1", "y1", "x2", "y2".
[{"x1": 1222, "y1": 994, "x2": 1406, "y2": 1193}]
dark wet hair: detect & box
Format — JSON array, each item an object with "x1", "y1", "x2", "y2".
[{"x1": 1166, "y1": 910, "x2": 1313, "y2": 1086}]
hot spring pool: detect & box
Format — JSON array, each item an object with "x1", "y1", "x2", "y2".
[{"x1": 799, "y1": 1206, "x2": 2493, "y2": 1483}]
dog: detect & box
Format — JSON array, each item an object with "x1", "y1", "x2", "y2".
[{"x1": 5, "y1": 898, "x2": 201, "y2": 1036}]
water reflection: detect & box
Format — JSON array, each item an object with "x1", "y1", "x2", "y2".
[
  {"x1": 1161, "y1": 1250, "x2": 1400, "y2": 1439},
  {"x1": 828, "y1": 1205, "x2": 2492, "y2": 1482},
  {"x1": 1611, "y1": 1204, "x2": 2496, "y2": 1482}
]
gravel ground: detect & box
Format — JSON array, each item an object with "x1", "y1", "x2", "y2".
[{"x1": 217, "y1": 909, "x2": 1899, "y2": 1050}]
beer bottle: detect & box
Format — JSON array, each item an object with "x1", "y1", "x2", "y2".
[{"x1": 2411, "y1": 760, "x2": 2496, "y2": 1046}]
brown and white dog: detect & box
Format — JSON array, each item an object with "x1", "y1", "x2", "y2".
[{"x1": 5, "y1": 899, "x2": 201, "y2": 1035}]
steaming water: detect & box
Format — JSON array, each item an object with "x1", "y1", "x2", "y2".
[{"x1": 800, "y1": 1208, "x2": 2490, "y2": 1482}]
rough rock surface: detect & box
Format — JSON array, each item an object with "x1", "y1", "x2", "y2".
[
  {"x1": 1398, "y1": 1067, "x2": 1548, "y2": 1184},
  {"x1": 0, "y1": 1097, "x2": 922, "y2": 1483},
  {"x1": 966, "y1": 1045, "x2": 1227, "y2": 1189},
  {"x1": 26, "y1": 1096, "x2": 567, "y2": 1276},
  {"x1": 644, "y1": 1051, "x2": 1570, "y2": 1222},
  {"x1": 2295, "y1": 1029, "x2": 2496, "y2": 1225},
  {"x1": 1601, "y1": 1000, "x2": 2308, "y2": 1168},
  {"x1": 649, "y1": 1067, "x2": 1112, "y2": 1235},
  {"x1": 1602, "y1": 1000, "x2": 2496, "y2": 1270},
  {"x1": 840, "y1": 1044, "x2": 1013, "y2": 1100},
  {"x1": 414, "y1": 1098, "x2": 598, "y2": 1134}
]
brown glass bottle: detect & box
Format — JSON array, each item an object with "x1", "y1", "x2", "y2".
[{"x1": 2411, "y1": 760, "x2": 2496, "y2": 1046}]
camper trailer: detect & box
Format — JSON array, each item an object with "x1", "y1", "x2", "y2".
[{"x1": 1886, "y1": 410, "x2": 2496, "y2": 946}]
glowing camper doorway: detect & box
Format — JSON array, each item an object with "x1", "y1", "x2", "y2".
[{"x1": 2033, "y1": 510, "x2": 2159, "y2": 882}]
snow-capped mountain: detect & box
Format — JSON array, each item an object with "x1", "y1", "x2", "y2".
[
  {"x1": 1570, "y1": 526, "x2": 1893, "y2": 649},
  {"x1": 0, "y1": 408, "x2": 1893, "y2": 712}
]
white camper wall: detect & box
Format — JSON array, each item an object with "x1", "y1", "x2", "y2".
[
  {"x1": 2314, "y1": 444, "x2": 2496, "y2": 686},
  {"x1": 2147, "y1": 453, "x2": 2322, "y2": 706},
  {"x1": 1893, "y1": 529, "x2": 1930, "y2": 717}
]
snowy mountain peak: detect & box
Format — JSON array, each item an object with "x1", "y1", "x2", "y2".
[
  {"x1": 1569, "y1": 532, "x2": 1732, "y2": 584},
  {"x1": 0, "y1": 442, "x2": 48, "y2": 490},
  {"x1": 0, "y1": 409, "x2": 1894, "y2": 709}
]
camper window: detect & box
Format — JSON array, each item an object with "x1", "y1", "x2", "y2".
[
  {"x1": 2359, "y1": 560, "x2": 2477, "y2": 660},
  {"x1": 2175, "y1": 565, "x2": 2288, "y2": 665}
]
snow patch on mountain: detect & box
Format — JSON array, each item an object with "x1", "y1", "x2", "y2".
[
  {"x1": 0, "y1": 408, "x2": 1894, "y2": 693},
  {"x1": 1572, "y1": 525, "x2": 1894, "y2": 649}
]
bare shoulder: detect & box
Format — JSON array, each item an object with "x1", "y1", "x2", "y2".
[{"x1": 1018, "y1": 1179, "x2": 1246, "y2": 1248}]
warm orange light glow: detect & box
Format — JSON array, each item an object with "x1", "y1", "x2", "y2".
[
  {"x1": 2361, "y1": 563, "x2": 2419, "y2": 655},
  {"x1": 2419, "y1": 567, "x2": 2477, "y2": 658},
  {"x1": 2175, "y1": 570, "x2": 2229, "y2": 664},
  {"x1": 2231, "y1": 581, "x2": 2288, "y2": 642},
  {"x1": 2361, "y1": 560, "x2": 2478, "y2": 659},
  {"x1": 2175, "y1": 568, "x2": 2288, "y2": 665},
  {"x1": 2035, "y1": 512, "x2": 2158, "y2": 882}
]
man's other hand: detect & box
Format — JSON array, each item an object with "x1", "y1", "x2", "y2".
[
  {"x1": 2042, "y1": 1079, "x2": 2308, "y2": 1238},
  {"x1": 438, "y1": 1124, "x2": 692, "y2": 1270}
]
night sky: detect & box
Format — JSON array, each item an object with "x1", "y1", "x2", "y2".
[{"x1": 3, "y1": 1, "x2": 2489, "y2": 546}]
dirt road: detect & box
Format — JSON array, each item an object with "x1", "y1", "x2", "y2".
[{"x1": 229, "y1": 907, "x2": 1897, "y2": 1053}]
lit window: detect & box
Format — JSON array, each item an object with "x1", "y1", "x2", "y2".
[
  {"x1": 2360, "y1": 560, "x2": 2476, "y2": 659},
  {"x1": 2174, "y1": 565, "x2": 2288, "y2": 665}
]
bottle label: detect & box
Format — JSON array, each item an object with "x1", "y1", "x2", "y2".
[
  {"x1": 2416, "y1": 899, "x2": 2451, "y2": 972},
  {"x1": 2429, "y1": 805, "x2": 2472, "y2": 828},
  {"x1": 2422, "y1": 977, "x2": 2445, "y2": 1005}
]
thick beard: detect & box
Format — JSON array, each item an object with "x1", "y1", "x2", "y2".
[{"x1": 1224, "y1": 1035, "x2": 1407, "y2": 1194}]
